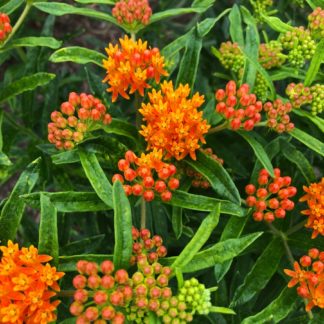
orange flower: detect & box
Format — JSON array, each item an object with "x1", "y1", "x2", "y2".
[
  {"x1": 0, "y1": 13, "x2": 12, "y2": 43},
  {"x1": 0, "y1": 240, "x2": 64, "y2": 324},
  {"x1": 284, "y1": 261, "x2": 307, "y2": 288},
  {"x1": 300, "y1": 178, "x2": 324, "y2": 238},
  {"x1": 139, "y1": 81, "x2": 210, "y2": 160},
  {"x1": 102, "y1": 35, "x2": 168, "y2": 102}
]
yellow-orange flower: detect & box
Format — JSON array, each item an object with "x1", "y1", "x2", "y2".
[
  {"x1": 103, "y1": 35, "x2": 168, "y2": 102},
  {"x1": 0, "y1": 240, "x2": 64, "y2": 324},
  {"x1": 139, "y1": 81, "x2": 210, "y2": 160},
  {"x1": 300, "y1": 178, "x2": 324, "y2": 238}
]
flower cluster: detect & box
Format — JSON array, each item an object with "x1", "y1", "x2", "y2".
[
  {"x1": 103, "y1": 36, "x2": 168, "y2": 102},
  {"x1": 279, "y1": 27, "x2": 316, "y2": 68},
  {"x1": 139, "y1": 81, "x2": 210, "y2": 160},
  {"x1": 300, "y1": 178, "x2": 324, "y2": 239},
  {"x1": 0, "y1": 13, "x2": 12, "y2": 43},
  {"x1": 48, "y1": 92, "x2": 112, "y2": 150},
  {"x1": 259, "y1": 41, "x2": 286, "y2": 70},
  {"x1": 0, "y1": 241, "x2": 64, "y2": 324},
  {"x1": 286, "y1": 82, "x2": 323, "y2": 115},
  {"x1": 215, "y1": 81, "x2": 263, "y2": 131},
  {"x1": 112, "y1": 149, "x2": 179, "y2": 202},
  {"x1": 263, "y1": 99, "x2": 294, "y2": 133},
  {"x1": 218, "y1": 41, "x2": 244, "y2": 73},
  {"x1": 71, "y1": 228, "x2": 215, "y2": 323},
  {"x1": 245, "y1": 168, "x2": 297, "y2": 222},
  {"x1": 186, "y1": 148, "x2": 224, "y2": 189},
  {"x1": 250, "y1": 0, "x2": 273, "y2": 20},
  {"x1": 308, "y1": 7, "x2": 324, "y2": 39},
  {"x1": 284, "y1": 248, "x2": 324, "y2": 311},
  {"x1": 112, "y1": 0, "x2": 152, "y2": 28}
]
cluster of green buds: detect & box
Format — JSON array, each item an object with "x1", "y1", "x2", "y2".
[
  {"x1": 286, "y1": 83, "x2": 323, "y2": 115},
  {"x1": 178, "y1": 279, "x2": 212, "y2": 315},
  {"x1": 279, "y1": 27, "x2": 316, "y2": 68},
  {"x1": 254, "y1": 73, "x2": 269, "y2": 102},
  {"x1": 218, "y1": 41, "x2": 244, "y2": 73},
  {"x1": 308, "y1": 7, "x2": 324, "y2": 39},
  {"x1": 250, "y1": 0, "x2": 274, "y2": 20},
  {"x1": 259, "y1": 41, "x2": 286, "y2": 70}
]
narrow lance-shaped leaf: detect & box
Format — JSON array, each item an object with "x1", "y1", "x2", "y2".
[
  {"x1": 237, "y1": 131, "x2": 274, "y2": 177},
  {"x1": 261, "y1": 15, "x2": 294, "y2": 33},
  {"x1": 49, "y1": 47, "x2": 105, "y2": 67},
  {"x1": 0, "y1": 73, "x2": 55, "y2": 104},
  {"x1": 0, "y1": 158, "x2": 41, "y2": 242},
  {"x1": 113, "y1": 181, "x2": 133, "y2": 269},
  {"x1": 292, "y1": 109, "x2": 324, "y2": 133},
  {"x1": 0, "y1": 0, "x2": 24, "y2": 14},
  {"x1": 241, "y1": 287, "x2": 297, "y2": 324},
  {"x1": 0, "y1": 37, "x2": 62, "y2": 52},
  {"x1": 0, "y1": 111, "x2": 12, "y2": 166},
  {"x1": 230, "y1": 238, "x2": 283, "y2": 306},
  {"x1": 75, "y1": 0, "x2": 115, "y2": 4},
  {"x1": 185, "y1": 150, "x2": 241, "y2": 204},
  {"x1": 171, "y1": 204, "x2": 221, "y2": 270},
  {"x1": 79, "y1": 149, "x2": 113, "y2": 207},
  {"x1": 229, "y1": 4, "x2": 244, "y2": 47},
  {"x1": 304, "y1": 39, "x2": 324, "y2": 86},
  {"x1": 38, "y1": 194, "x2": 59, "y2": 265}
]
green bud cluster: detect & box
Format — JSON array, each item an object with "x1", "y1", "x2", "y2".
[
  {"x1": 286, "y1": 83, "x2": 323, "y2": 115},
  {"x1": 308, "y1": 7, "x2": 324, "y2": 39},
  {"x1": 250, "y1": 0, "x2": 273, "y2": 20},
  {"x1": 254, "y1": 73, "x2": 269, "y2": 102},
  {"x1": 178, "y1": 278, "x2": 212, "y2": 315},
  {"x1": 259, "y1": 41, "x2": 286, "y2": 70},
  {"x1": 219, "y1": 41, "x2": 245, "y2": 73},
  {"x1": 279, "y1": 27, "x2": 316, "y2": 68}
]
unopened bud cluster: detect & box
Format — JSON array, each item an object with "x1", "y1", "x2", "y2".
[
  {"x1": 112, "y1": 150, "x2": 179, "y2": 202},
  {"x1": 279, "y1": 27, "x2": 316, "y2": 68},
  {"x1": 48, "y1": 93, "x2": 112, "y2": 150},
  {"x1": 286, "y1": 83, "x2": 323, "y2": 115},
  {"x1": 254, "y1": 73, "x2": 268, "y2": 102},
  {"x1": 186, "y1": 148, "x2": 224, "y2": 189},
  {"x1": 112, "y1": 0, "x2": 152, "y2": 28},
  {"x1": 215, "y1": 81, "x2": 262, "y2": 131},
  {"x1": 0, "y1": 13, "x2": 12, "y2": 43},
  {"x1": 259, "y1": 41, "x2": 286, "y2": 70},
  {"x1": 245, "y1": 168, "x2": 297, "y2": 222},
  {"x1": 308, "y1": 7, "x2": 324, "y2": 39},
  {"x1": 218, "y1": 42, "x2": 244, "y2": 73},
  {"x1": 178, "y1": 279, "x2": 212, "y2": 315},
  {"x1": 250, "y1": 0, "x2": 273, "y2": 20},
  {"x1": 284, "y1": 248, "x2": 324, "y2": 311},
  {"x1": 264, "y1": 99, "x2": 294, "y2": 133}
]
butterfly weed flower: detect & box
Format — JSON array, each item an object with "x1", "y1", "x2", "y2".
[
  {"x1": 139, "y1": 81, "x2": 210, "y2": 160},
  {"x1": 300, "y1": 178, "x2": 324, "y2": 239},
  {"x1": 0, "y1": 13, "x2": 12, "y2": 44},
  {"x1": 259, "y1": 41, "x2": 286, "y2": 70},
  {"x1": 0, "y1": 241, "x2": 64, "y2": 324},
  {"x1": 308, "y1": 7, "x2": 324, "y2": 39},
  {"x1": 102, "y1": 35, "x2": 168, "y2": 102},
  {"x1": 218, "y1": 41, "x2": 244, "y2": 73}
]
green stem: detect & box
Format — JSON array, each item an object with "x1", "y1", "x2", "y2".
[
  {"x1": 208, "y1": 121, "x2": 228, "y2": 135},
  {"x1": 1, "y1": 1, "x2": 32, "y2": 48},
  {"x1": 130, "y1": 32, "x2": 136, "y2": 41},
  {"x1": 56, "y1": 290, "x2": 75, "y2": 298},
  {"x1": 254, "y1": 121, "x2": 267, "y2": 127},
  {"x1": 286, "y1": 220, "x2": 306, "y2": 236},
  {"x1": 140, "y1": 197, "x2": 146, "y2": 229}
]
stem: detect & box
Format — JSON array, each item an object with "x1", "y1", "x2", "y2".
[
  {"x1": 57, "y1": 290, "x2": 75, "y2": 298},
  {"x1": 286, "y1": 220, "x2": 306, "y2": 236},
  {"x1": 254, "y1": 121, "x2": 267, "y2": 127},
  {"x1": 1, "y1": 1, "x2": 32, "y2": 48},
  {"x1": 140, "y1": 197, "x2": 146, "y2": 229},
  {"x1": 130, "y1": 32, "x2": 136, "y2": 41},
  {"x1": 208, "y1": 121, "x2": 228, "y2": 135}
]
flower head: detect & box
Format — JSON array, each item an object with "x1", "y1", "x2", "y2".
[
  {"x1": 103, "y1": 35, "x2": 168, "y2": 102},
  {"x1": 0, "y1": 13, "x2": 12, "y2": 43},
  {"x1": 300, "y1": 178, "x2": 324, "y2": 239},
  {"x1": 0, "y1": 240, "x2": 64, "y2": 324},
  {"x1": 259, "y1": 41, "x2": 285, "y2": 70},
  {"x1": 308, "y1": 7, "x2": 324, "y2": 39},
  {"x1": 139, "y1": 81, "x2": 210, "y2": 160}
]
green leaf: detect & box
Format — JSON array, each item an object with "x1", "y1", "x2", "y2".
[
  {"x1": 192, "y1": 0, "x2": 216, "y2": 10},
  {"x1": 0, "y1": 158, "x2": 40, "y2": 242},
  {"x1": 229, "y1": 5, "x2": 244, "y2": 47},
  {"x1": 261, "y1": 15, "x2": 294, "y2": 33},
  {"x1": 79, "y1": 149, "x2": 113, "y2": 207},
  {"x1": 231, "y1": 238, "x2": 283, "y2": 306},
  {"x1": 292, "y1": 109, "x2": 324, "y2": 133},
  {"x1": 172, "y1": 207, "x2": 183, "y2": 239},
  {"x1": 280, "y1": 139, "x2": 315, "y2": 184},
  {"x1": 38, "y1": 194, "x2": 59, "y2": 265},
  {"x1": 176, "y1": 29, "x2": 202, "y2": 89},
  {"x1": 241, "y1": 287, "x2": 297, "y2": 324},
  {"x1": 167, "y1": 190, "x2": 245, "y2": 217},
  {"x1": 49, "y1": 47, "x2": 105, "y2": 67},
  {"x1": 0, "y1": 0, "x2": 24, "y2": 14},
  {"x1": 52, "y1": 149, "x2": 80, "y2": 165},
  {"x1": 112, "y1": 181, "x2": 133, "y2": 269},
  {"x1": 0, "y1": 73, "x2": 55, "y2": 104},
  {"x1": 171, "y1": 204, "x2": 220, "y2": 270},
  {"x1": 304, "y1": 39, "x2": 324, "y2": 86},
  {"x1": 0, "y1": 111, "x2": 12, "y2": 166},
  {"x1": 75, "y1": 0, "x2": 115, "y2": 4},
  {"x1": 185, "y1": 150, "x2": 241, "y2": 204},
  {"x1": 290, "y1": 127, "x2": 324, "y2": 157},
  {"x1": 237, "y1": 131, "x2": 274, "y2": 177},
  {"x1": 21, "y1": 192, "x2": 112, "y2": 212},
  {"x1": 1, "y1": 37, "x2": 62, "y2": 52},
  {"x1": 163, "y1": 232, "x2": 263, "y2": 273},
  {"x1": 197, "y1": 10, "x2": 231, "y2": 37},
  {"x1": 269, "y1": 67, "x2": 306, "y2": 81},
  {"x1": 210, "y1": 307, "x2": 236, "y2": 315},
  {"x1": 60, "y1": 234, "x2": 105, "y2": 255},
  {"x1": 306, "y1": 0, "x2": 324, "y2": 10}
]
